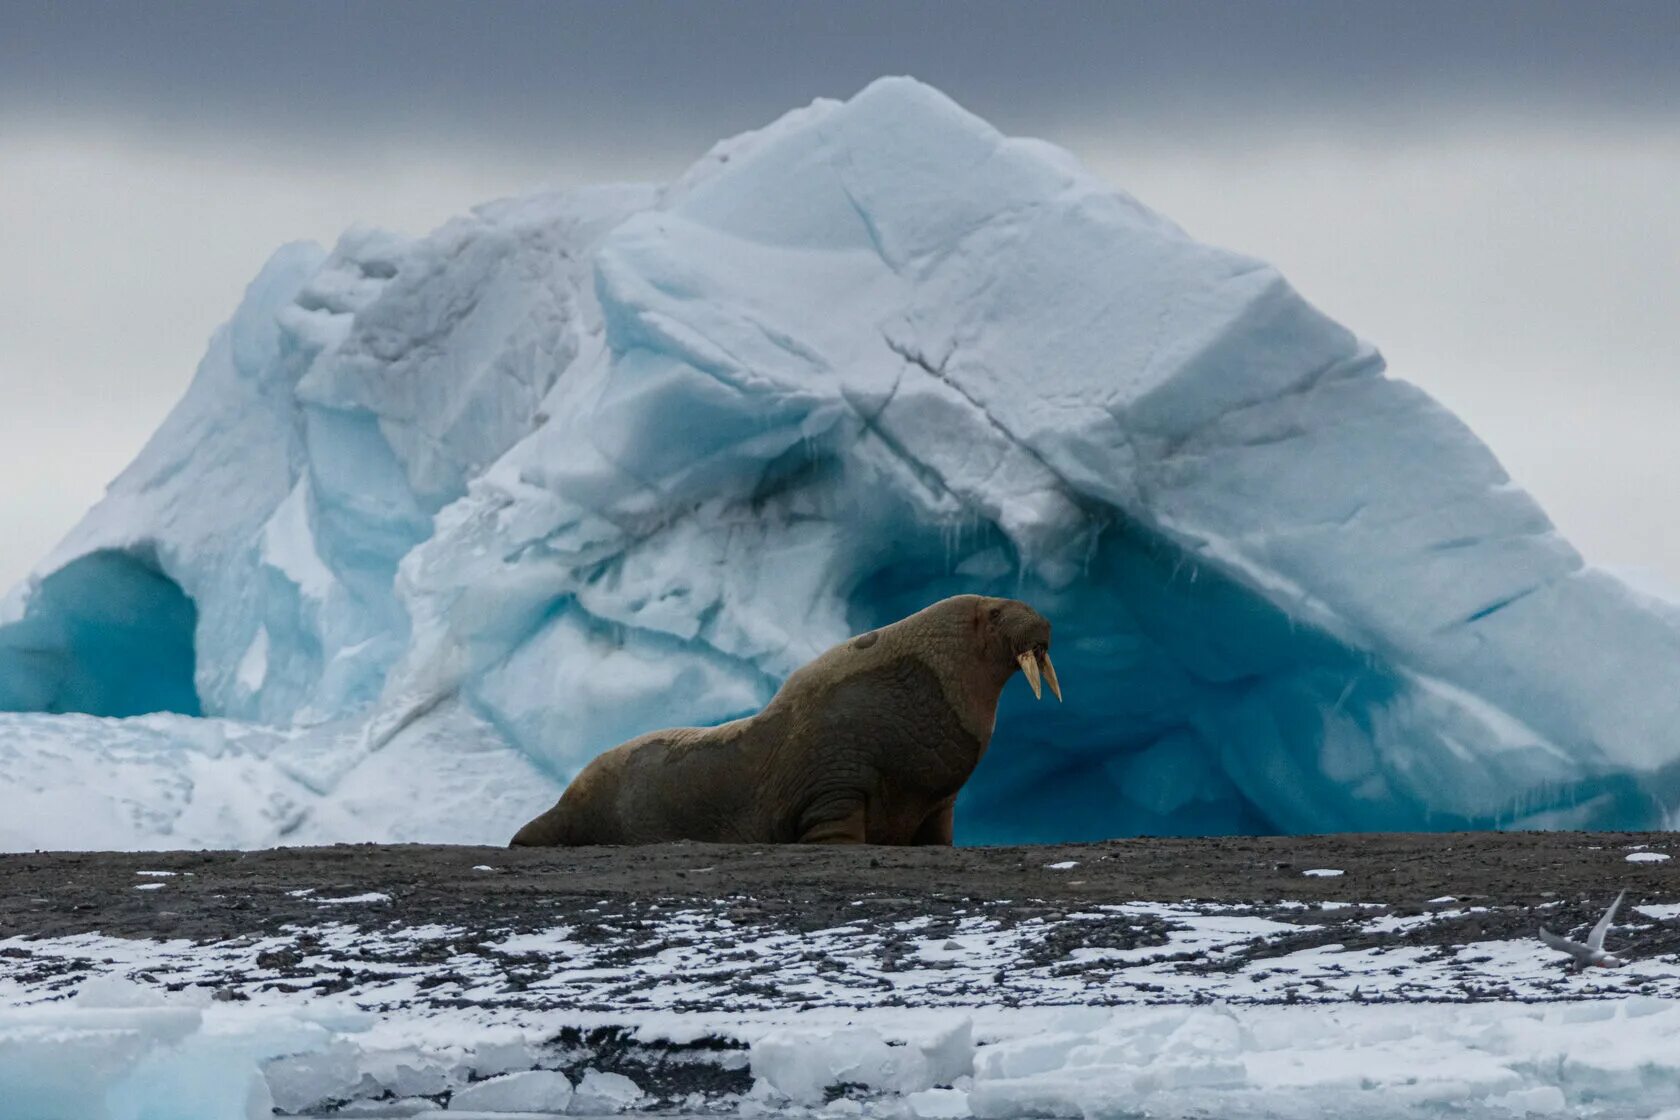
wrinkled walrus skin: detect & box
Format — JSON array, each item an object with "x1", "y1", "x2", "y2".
[{"x1": 509, "y1": 595, "x2": 1060, "y2": 847}]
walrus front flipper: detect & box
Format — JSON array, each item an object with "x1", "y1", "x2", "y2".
[
  {"x1": 797, "y1": 800, "x2": 868, "y2": 844},
  {"x1": 910, "y1": 800, "x2": 955, "y2": 846}
]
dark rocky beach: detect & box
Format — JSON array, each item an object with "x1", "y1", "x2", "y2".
[{"x1": 5, "y1": 832, "x2": 1678, "y2": 983}]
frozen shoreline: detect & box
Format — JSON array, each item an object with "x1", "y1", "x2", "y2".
[{"x1": 3, "y1": 835, "x2": 1680, "y2": 1116}]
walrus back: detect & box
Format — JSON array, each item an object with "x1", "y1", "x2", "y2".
[
  {"x1": 509, "y1": 726, "x2": 754, "y2": 845},
  {"x1": 509, "y1": 741, "x2": 637, "y2": 846},
  {"x1": 507, "y1": 801, "x2": 576, "y2": 846}
]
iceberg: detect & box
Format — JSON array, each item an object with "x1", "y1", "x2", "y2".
[
  {"x1": 4, "y1": 77, "x2": 1680, "y2": 849},
  {"x1": 0, "y1": 979, "x2": 342, "y2": 1120}
]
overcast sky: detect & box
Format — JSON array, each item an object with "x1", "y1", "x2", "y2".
[{"x1": 3, "y1": 1, "x2": 1677, "y2": 594}]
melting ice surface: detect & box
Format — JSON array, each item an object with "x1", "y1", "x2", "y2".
[{"x1": 4, "y1": 78, "x2": 1680, "y2": 849}]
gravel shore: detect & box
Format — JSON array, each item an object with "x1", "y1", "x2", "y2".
[{"x1": 5, "y1": 831, "x2": 1678, "y2": 959}]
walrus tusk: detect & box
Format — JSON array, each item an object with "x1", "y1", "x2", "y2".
[
  {"x1": 1039, "y1": 650, "x2": 1062, "y2": 702},
  {"x1": 1017, "y1": 652, "x2": 1043, "y2": 699}
]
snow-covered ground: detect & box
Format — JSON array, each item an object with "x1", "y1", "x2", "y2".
[{"x1": 7, "y1": 894, "x2": 1680, "y2": 1118}]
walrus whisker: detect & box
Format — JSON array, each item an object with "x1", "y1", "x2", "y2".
[
  {"x1": 1017, "y1": 652, "x2": 1043, "y2": 699},
  {"x1": 1039, "y1": 650, "x2": 1062, "y2": 702}
]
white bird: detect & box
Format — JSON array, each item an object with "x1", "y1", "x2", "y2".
[{"x1": 1538, "y1": 889, "x2": 1628, "y2": 969}]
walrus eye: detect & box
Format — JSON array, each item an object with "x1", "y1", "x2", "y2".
[{"x1": 987, "y1": 605, "x2": 1005, "y2": 625}]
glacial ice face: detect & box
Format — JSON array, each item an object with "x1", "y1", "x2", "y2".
[
  {"x1": 4, "y1": 77, "x2": 1680, "y2": 849},
  {"x1": 0, "y1": 549, "x2": 199, "y2": 718}
]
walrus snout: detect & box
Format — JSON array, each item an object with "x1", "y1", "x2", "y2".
[{"x1": 981, "y1": 597, "x2": 1060, "y2": 702}]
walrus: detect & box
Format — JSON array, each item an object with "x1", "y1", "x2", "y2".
[{"x1": 509, "y1": 594, "x2": 1060, "y2": 846}]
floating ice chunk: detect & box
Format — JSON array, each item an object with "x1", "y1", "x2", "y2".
[
  {"x1": 571, "y1": 1068, "x2": 647, "y2": 1112},
  {"x1": 1488, "y1": 1086, "x2": 1569, "y2": 1115},
  {"x1": 464, "y1": 1038, "x2": 537, "y2": 1080},
  {"x1": 752, "y1": 1027, "x2": 935, "y2": 1105},
  {"x1": 367, "y1": 1051, "x2": 452, "y2": 1098},
  {"x1": 263, "y1": 1040, "x2": 366, "y2": 1113},
  {"x1": 0, "y1": 986, "x2": 337, "y2": 1120},
  {"x1": 448, "y1": 1068, "x2": 572, "y2": 1112},
  {"x1": 1304, "y1": 869, "x2": 1345, "y2": 878},
  {"x1": 913, "y1": 1018, "x2": 974, "y2": 1088},
  {"x1": 906, "y1": 1086, "x2": 972, "y2": 1118},
  {"x1": 1044, "y1": 861, "x2": 1078, "y2": 871},
  {"x1": 1626, "y1": 851, "x2": 1671, "y2": 862},
  {"x1": 314, "y1": 892, "x2": 392, "y2": 904},
  {"x1": 966, "y1": 1002, "x2": 1680, "y2": 1119},
  {"x1": 971, "y1": 1033, "x2": 1086, "y2": 1083}
]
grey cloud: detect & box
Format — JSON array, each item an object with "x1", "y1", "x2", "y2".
[{"x1": 5, "y1": 0, "x2": 1677, "y2": 154}]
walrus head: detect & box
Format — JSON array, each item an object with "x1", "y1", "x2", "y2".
[{"x1": 975, "y1": 597, "x2": 1060, "y2": 702}]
